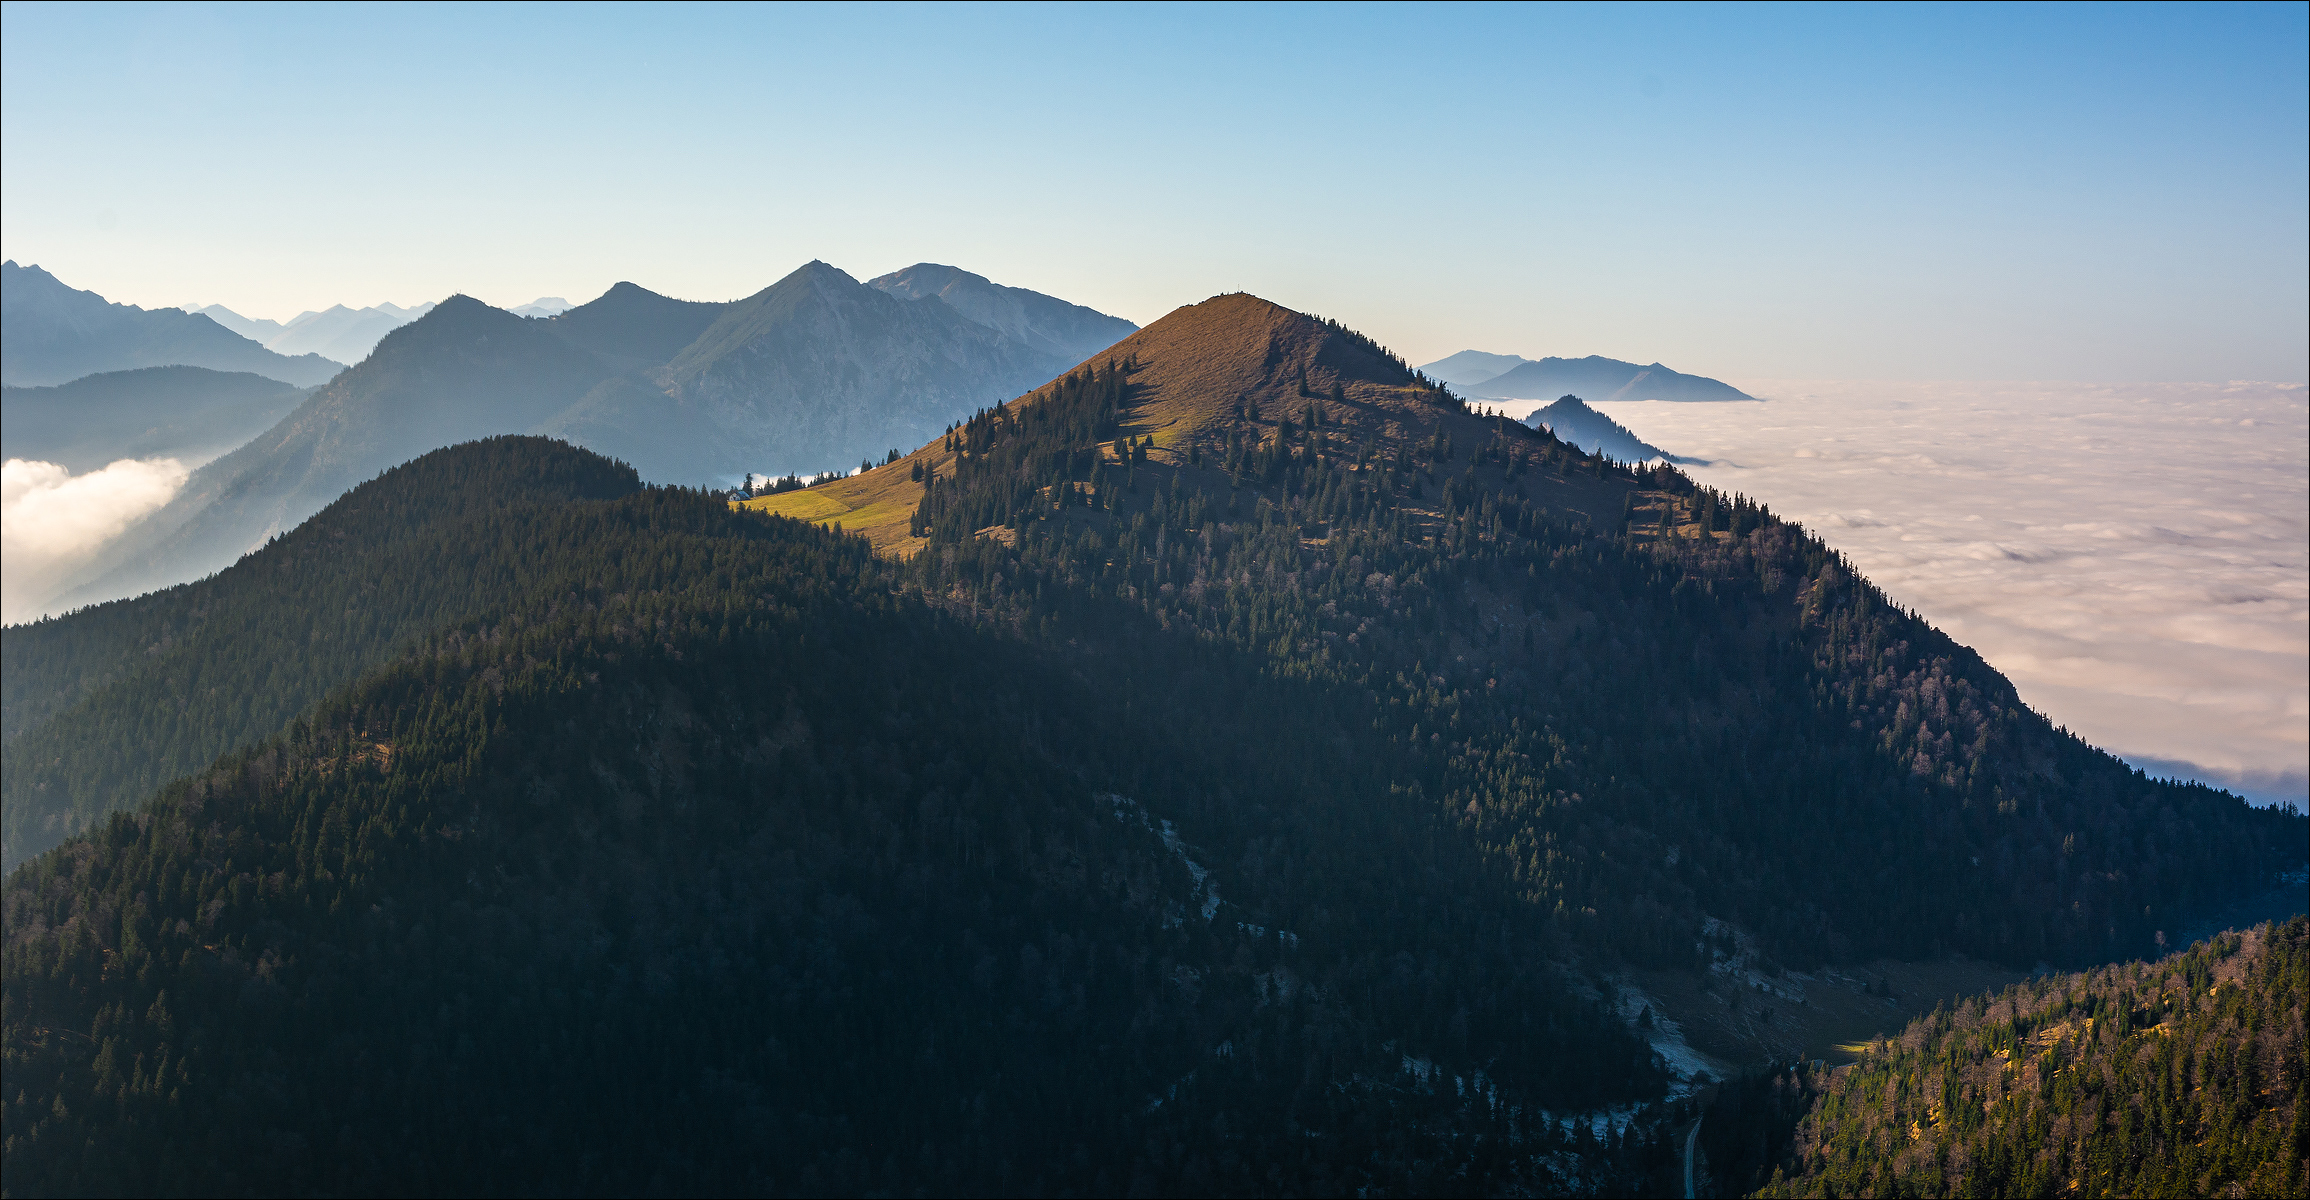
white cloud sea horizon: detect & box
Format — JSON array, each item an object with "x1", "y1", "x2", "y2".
[{"x1": 1593, "y1": 379, "x2": 2308, "y2": 811}]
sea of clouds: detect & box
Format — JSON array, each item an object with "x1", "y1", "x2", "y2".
[
  {"x1": 1, "y1": 456, "x2": 190, "y2": 625},
  {"x1": 1594, "y1": 380, "x2": 2308, "y2": 811}
]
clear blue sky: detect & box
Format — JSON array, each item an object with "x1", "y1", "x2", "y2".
[{"x1": 3, "y1": 1, "x2": 2303, "y2": 380}]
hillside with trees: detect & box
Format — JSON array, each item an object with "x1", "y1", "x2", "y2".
[
  {"x1": 4, "y1": 293, "x2": 2301, "y2": 1195},
  {"x1": 1754, "y1": 916, "x2": 2306, "y2": 1198},
  {"x1": 2, "y1": 438, "x2": 1677, "y2": 1195},
  {"x1": 772, "y1": 292, "x2": 2303, "y2": 971}
]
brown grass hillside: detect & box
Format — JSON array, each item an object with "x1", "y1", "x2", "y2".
[{"x1": 740, "y1": 292, "x2": 1657, "y2": 554}]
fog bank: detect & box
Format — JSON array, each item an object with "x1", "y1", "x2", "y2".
[
  {"x1": 1597, "y1": 380, "x2": 2308, "y2": 811},
  {"x1": 2, "y1": 456, "x2": 189, "y2": 624}
]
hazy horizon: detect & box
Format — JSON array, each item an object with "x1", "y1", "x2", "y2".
[{"x1": 3, "y1": 4, "x2": 2303, "y2": 382}]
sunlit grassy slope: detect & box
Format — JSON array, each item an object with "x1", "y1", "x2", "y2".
[{"x1": 732, "y1": 292, "x2": 1659, "y2": 556}]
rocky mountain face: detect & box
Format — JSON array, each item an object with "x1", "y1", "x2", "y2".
[{"x1": 2, "y1": 262, "x2": 343, "y2": 387}]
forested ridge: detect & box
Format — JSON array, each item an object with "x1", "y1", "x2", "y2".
[
  {"x1": 1754, "y1": 916, "x2": 2307, "y2": 1198},
  {"x1": 881, "y1": 307, "x2": 2300, "y2": 971},
  {"x1": 3, "y1": 291, "x2": 2301, "y2": 1195},
  {"x1": 1, "y1": 438, "x2": 644, "y2": 868},
  {"x1": 4, "y1": 447, "x2": 1680, "y2": 1195}
]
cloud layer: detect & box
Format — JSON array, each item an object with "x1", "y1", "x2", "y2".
[
  {"x1": 1598, "y1": 381, "x2": 2308, "y2": 810},
  {"x1": 2, "y1": 456, "x2": 189, "y2": 624}
]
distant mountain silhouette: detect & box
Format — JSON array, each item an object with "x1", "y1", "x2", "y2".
[
  {"x1": 1522, "y1": 394, "x2": 1669, "y2": 463},
  {"x1": 868, "y1": 262, "x2": 1136, "y2": 365},
  {"x1": 545, "y1": 262, "x2": 1084, "y2": 483},
  {"x1": 49, "y1": 296, "x2": 615, "y2": 611},
  {"x1": 540, "y1": 281, "x2": 730, "y2": 371},
  {"x1": 510, "y1": 297, "x2": 574, "y2": 318},
  {"x1": 47, "y1": 263, "x2": 1134, "y2": 609},
  {"x1": 2, "y1": 262, "x2": 343, "y2": 387},
  {"x1": 1464, "y1": 355, "x2": 1753, "y2": 403},
  {"x1": 1, "y1": 366, "x2": 311, "y2": 472},
  {"x1": 183, "y1": 304, "x2": 285, "y2": 342},
  {"x1": 184, "y1": 301, "x2": 436, "y2": 364},
  {"x1": 1417, "y1": 349, "x2": 1531, "y2": 387}
]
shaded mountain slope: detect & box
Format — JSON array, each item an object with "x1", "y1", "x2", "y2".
[
  {"x1": 43, "y1": 297, "x2": 617, "y2": 612},
  {"x1": 1, "y1": 438, "x2": 642, "y2": 866},
  {"x1": 2, "y1": 439, "x2": 1670, "y2": 1195},
  {"x1": 0, "y1": 366, "x2": 311, "y2": 472},
  {"x1": 869, "y1": 262, "x2": 1138, "y2": 364},
  {"x1": 759, "y1": 292, "x2": 2304, "y2": 976},
  {"x1": 1, "y1": 262, "x2": 342, "y2": 387},
  {"x1": 656, "y1": 260, "x2": 1071, "y2": 462},
  {"x1": 1525, "y1": 393, "x2": 1670, "y2": 463},
  {"x1": 541, "y1": 280, "x2": 730, "y2": 371},
  {"x1": 1467, "y1": 354, "x2": 1754, "y2": 403},
  {"x1": 7, "y1": 294, "x2": 2305, "y2": 1193}
]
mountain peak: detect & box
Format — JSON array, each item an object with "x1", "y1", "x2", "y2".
[{"x1": 2, "y1": 261, "x2": 342, "y2": 387}]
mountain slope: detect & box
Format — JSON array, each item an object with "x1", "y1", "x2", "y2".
[
  {"x1": 1, "y1": 437, "x2": 1669, "y2": 1195},
  {"x1": 1467, "y1": 354, "x2": 1754, "y2": 403},
  {"x1": 6, "y1": 294, "x2": 2301, "y2": 1195},
  {"x1": 752, "y1": 294, "x2": 1668, "y2": 553},
  {"x1": 1525, "y1": 393, "x2": 1670, "y2": 463},
  {"x1": 2, "y1": 262, "x2": 342, "y2": 387},
  {"x1": 1, "y1": 437, "x2": 642, "y2": 866},
  {"x1": 0, "y1": 366, "x2": 310, "y2": 472},
  {"x1": 540, "y1": 280, "x2": 730, "y2": 371},
  {"x1": 42, "y1": 297, "x2": 616, "y2": 612},
  {"x1": 1757, "y1": 917, "x2": 2307, "y2": 1199},
  {"x1": 869, "y1": 262, "x2": 1137, "y2": 364},
  {"x1": 762, "y1": 291, "x2": 2305, "y2": 977}
]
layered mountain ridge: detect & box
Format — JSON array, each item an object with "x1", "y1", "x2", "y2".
[
  {"x1": 4, "y1": 289, "x2": 2298, "y2": 1195},
  {"x1": 1, "y1": 262, "x2": 343, "y2": 388},
  {"x1": 0, "y1": 366, "x2": 312, "y2": 473},
  {"x1": 34, "y1": 261, "x2": 1137, "y2": 617},
  {"x1": 1417, "y1": 348, "x2": 1754, "y2": 404}
]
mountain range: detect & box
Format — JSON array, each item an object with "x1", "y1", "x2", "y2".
[
  {"x1": 3, "y1": 286, "x2": 2299, "y2": 1195},
  {"x1": 187, "y1": 300, "x2": 437, "y2": 364},
  {"x1": 1419, "y1": 348, "x2": 1533, "y2": 386},
  {"x1": 188, "y1": 297, "x2": 575, "y2": 362},
  {"x1": 34, "y1": 261, "x2": 1137, "y2": 616},
  {"x1": 1419, "y1": 350, "x2": 1755, "y2": 403},
  {"x1": 2, "y1": 262, "x2": 343, "y2": 388}
]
